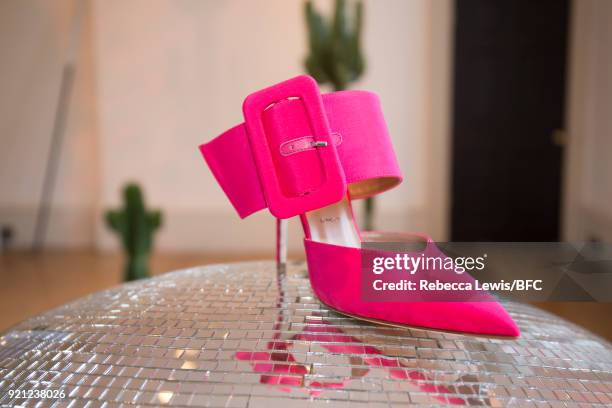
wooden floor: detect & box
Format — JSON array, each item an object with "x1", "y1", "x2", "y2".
[{"x1": 0, "y1": 250, "x2": 610, "y2": 341}]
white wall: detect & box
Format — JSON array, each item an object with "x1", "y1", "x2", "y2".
[
  {"x1": 91, "y1": 0, "x2": 450, "y2": 252},
  {"x1": 0, "y1": 0, "x2": 452, "y2": 252}
]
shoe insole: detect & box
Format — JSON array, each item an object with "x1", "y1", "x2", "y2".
[{"x1": 304, "y1": 197, "x2": 361, "y2": 248}]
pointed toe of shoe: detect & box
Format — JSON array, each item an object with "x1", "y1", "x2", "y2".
[
  {"x1": 364, "y1": 301, "x2": 520, "y2": 337},
  {"x1": 346, "y1": 301, "x2": 520, "y2": 338}
]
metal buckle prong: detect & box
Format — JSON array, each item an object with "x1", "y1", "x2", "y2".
[{"x1": 312, "y1": 141, "x2": 328, "y2": 148}]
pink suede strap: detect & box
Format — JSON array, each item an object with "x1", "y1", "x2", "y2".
[{"x1": 200, "y1": 83, "x2": 402, "y2": 219}]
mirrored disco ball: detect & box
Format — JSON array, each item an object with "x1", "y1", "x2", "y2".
[{"x1": 1, "y1": 261, "x2": 611, "y2": 407}]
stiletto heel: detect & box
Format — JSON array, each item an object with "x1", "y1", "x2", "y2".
[
  {"x1": 200, "y1": 75, "x2": 519, "y2": 337},
  {"x1": 276, "y1": 218, "x2": 288, "y2": 270}
]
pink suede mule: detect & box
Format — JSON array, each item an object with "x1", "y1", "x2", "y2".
[{"x1": 199, "y1": 75, "x2": 519, "y2": 337}]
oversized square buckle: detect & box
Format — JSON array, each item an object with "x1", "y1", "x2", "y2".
[{"x1": 242, "y1": 75, "x2": 346, "y2": 219}]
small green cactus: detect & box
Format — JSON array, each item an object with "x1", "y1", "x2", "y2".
[
  {"x1": 105, "y1": 184, "x2": 162, "y2": 281},
  {"x1": 304, "y1": 0, "x2": 365, "y2": 92}
]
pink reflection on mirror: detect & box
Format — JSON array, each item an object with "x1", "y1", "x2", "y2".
[{"x1": 236, "y1": 314, "x2": 467, "y2": 404}]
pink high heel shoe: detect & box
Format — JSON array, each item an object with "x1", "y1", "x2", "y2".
[{"x1": 200, "y1": 75, "x2": 519, "y2": 337}]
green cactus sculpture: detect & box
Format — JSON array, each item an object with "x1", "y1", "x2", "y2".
[
  {"x1": 304, "y1": 0, "x2": 375, "y2": 230},
  {"x1": 304, "y1": 0, "x2": 364, "y2": 92},
  {"x1": 105, "y1": 184, "x2": 162, "y2": 281}
]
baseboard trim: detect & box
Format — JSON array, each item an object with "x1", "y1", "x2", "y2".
[
  {"x1": 1, "y1": 205, "x2": 429, "y2": 252},
  {"x1": 96, "y1": 206, "x2": 429, "y2": 253},
  {"x1": 0, "y1": 205, "x2": 95, "y2": 249}
]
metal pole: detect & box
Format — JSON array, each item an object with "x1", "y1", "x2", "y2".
[
  {"x1": 276, "y1": 218, "x2": 288, "y2": 270},
  {"x1": 31, "y1": 2, "x2": 83, "y2": 251},
  {"x1": 31, "y1": 64, "x2": 76, "y2": 251}
]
